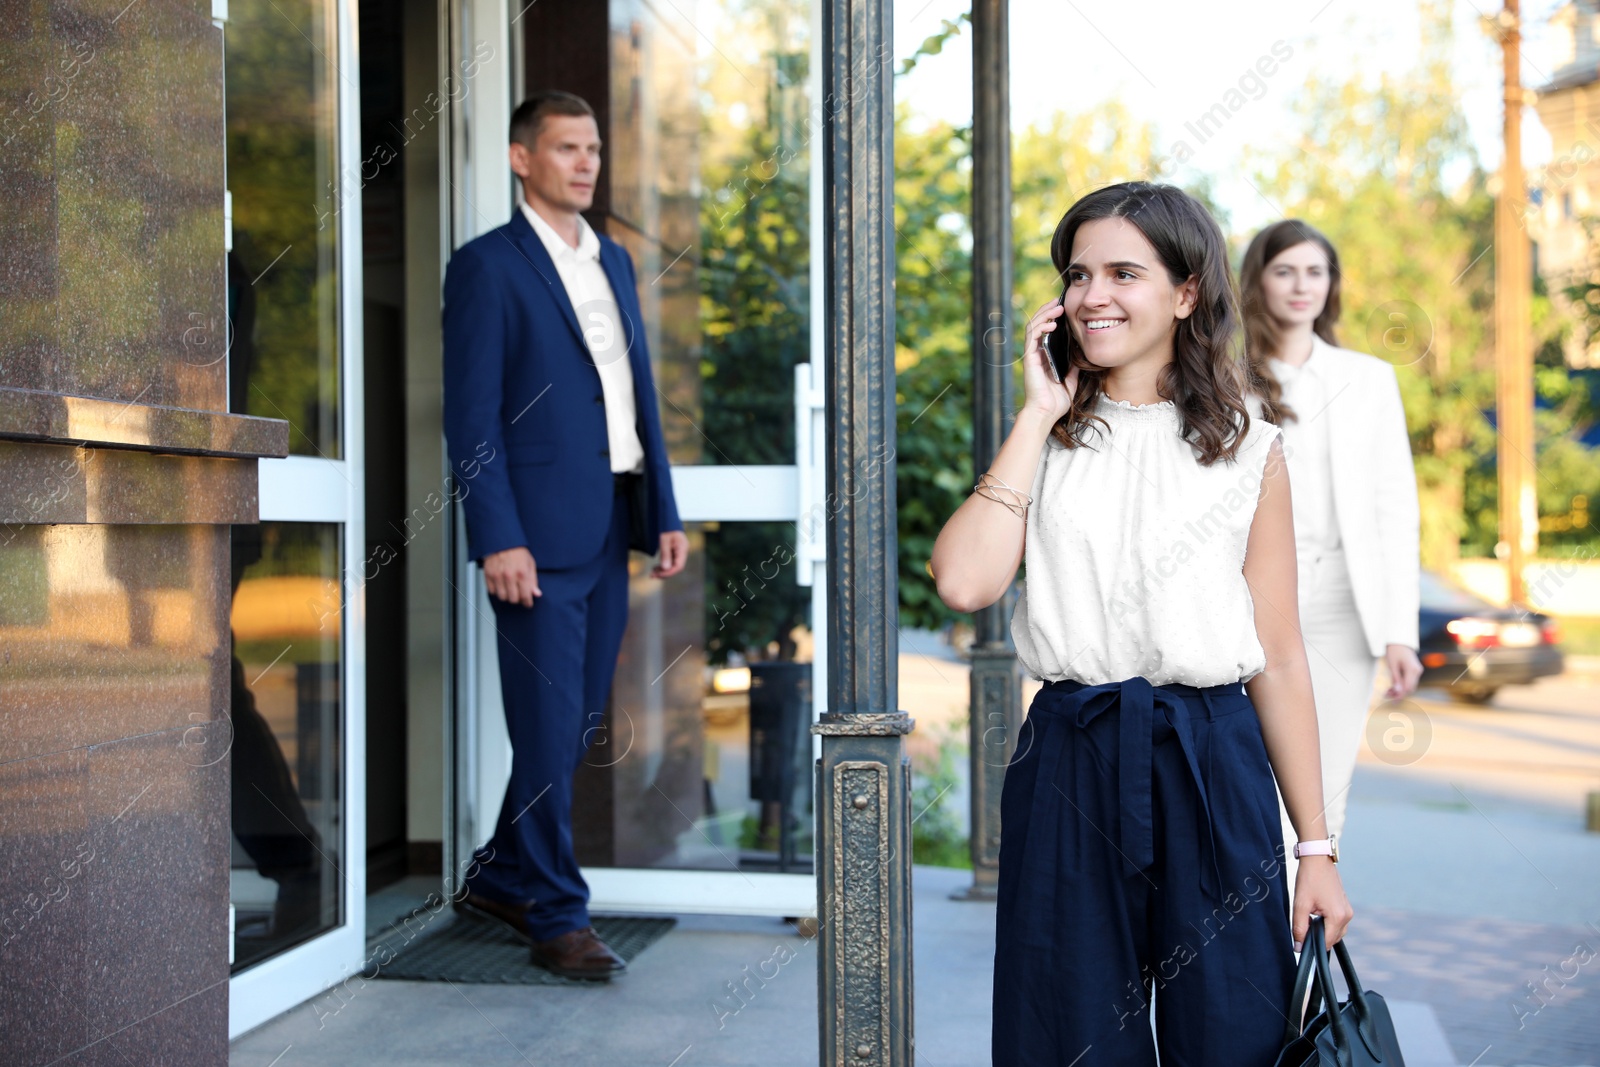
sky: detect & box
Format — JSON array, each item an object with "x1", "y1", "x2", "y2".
[{"x1": 891, "y1": 0, "x2": 1570, "y2": 233}]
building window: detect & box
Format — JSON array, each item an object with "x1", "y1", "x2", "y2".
[
  {"x1": 229, "y1": 522, "x2": 344, "y2": 972},
  {"x1": 575, "y1": 520, "x2": 814, "y2": 874},
  {"x1": 608, "y1": 0, "x2": 813, "y2": 468},
  {"x1": 225, "y1": 0, "x2": 342, "y2": 457}
]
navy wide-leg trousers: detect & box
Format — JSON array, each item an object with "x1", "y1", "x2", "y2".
[
  {"x1": 993, "y1": 676, "x2": 1297, "y2": 1067},
  {"x1": 464, "y1": 493, "x2": 632, "y2": 941}
]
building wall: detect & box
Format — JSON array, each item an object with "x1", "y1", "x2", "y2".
[
  {"x1": 0, "y1": 0, "x2": 286, "y2": 1060},
  {"x1": 1531, "y1": 2, "x2": 1600, "y2": 368}
]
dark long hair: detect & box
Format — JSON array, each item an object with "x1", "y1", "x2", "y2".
[
  {"x1": 1046, "y1": 182, "x2": 1252, "y2": 466},
  {"x1": 1239, "y1": 219, "x2": 1343, "y2": 425}
]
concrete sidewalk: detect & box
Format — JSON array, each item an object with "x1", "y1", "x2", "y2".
[
  {"x1": 230, "y1": 657, "x2": 1600, "y2": 1066},
  {"x1": 230, "y1": 864, "x2": 1469, "y2": 1067},
  {"x1": 1335, "y1": 763, "x2": 1600, "y2": 1067},
  {"x1": 230, "y1": 867, "x2": 987, "y2": 1067}
]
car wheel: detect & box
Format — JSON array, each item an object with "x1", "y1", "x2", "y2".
[{"x1": 1448, "y1": 684, "x2": 1499, "y2": 705}]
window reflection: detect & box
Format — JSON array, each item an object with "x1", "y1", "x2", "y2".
[
  {"x1": 229, "y1": 522, "x2": 342, "y2": 972},
  {"x1": 609, "y1": 0, "x2": 811, "y2": 467},
  {"x1": 574, "y1": 520, "x2": 814, "y2": 874},
  {"x1": 224, "y1": 0, "x2": 341, "y2": 456}
]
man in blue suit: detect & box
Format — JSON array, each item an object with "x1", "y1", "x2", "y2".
[{"x1": 442, "y1": 90, "x2": 687, "y2": 980}]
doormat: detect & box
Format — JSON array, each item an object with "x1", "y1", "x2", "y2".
[{"x1": 374, "y1": 913, "x2": 676, "y2": 986}]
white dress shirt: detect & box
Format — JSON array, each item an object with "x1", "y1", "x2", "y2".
[
  {"x1": 520, "y1": 201, "x2": 645, "y2": 474},
  {"x1": 1269, "y1": 349, "x2": 1344, "y2": 558}
]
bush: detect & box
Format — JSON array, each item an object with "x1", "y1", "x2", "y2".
[{"x1": 910, "y1": 726, "x2": 971, "y2": 869}]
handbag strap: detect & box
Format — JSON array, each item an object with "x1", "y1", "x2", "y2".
[
  {"x1": 1284, "y1": 917, "x2": 1385, "y2": 1063},
  {"x1": 1308, "y1": 918, "x2": 1355, "y2": 1057},
  {"x1": 1281, "y1": 916, "x2": 1322, "y2": 1045},
  {"x1": 1332, "y1": 935, "x2": 1384, "y2": 1058}
]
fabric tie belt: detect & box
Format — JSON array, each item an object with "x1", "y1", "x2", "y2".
[{"x1": 1037, "y1": 675, "x2": 1230, "y2": 902}]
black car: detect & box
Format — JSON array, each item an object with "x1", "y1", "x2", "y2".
[{"x1": 1416, "y1": 570, "x2": 1565, "y2": 704}]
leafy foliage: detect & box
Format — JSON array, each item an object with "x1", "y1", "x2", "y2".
[
  {"x1": 1251, "y1": 2, "x2": 1600, "y2": 561},
  {"x1": 910, "y1": 725, "x2": 970, "y2": 868},
  {"x1": 893, "y1": 109, "x2": 974, "y2": 631},
  {"x1": 697, "y1": 9, "x2": 812, "y2": 663},
  {"x1": 701, "y1": 0, "x2": 1600, "y2": 653}
]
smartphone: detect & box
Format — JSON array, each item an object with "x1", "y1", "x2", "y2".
[{"x1": 1042, "y1": 288, "x2": 1072, "y2": 383}]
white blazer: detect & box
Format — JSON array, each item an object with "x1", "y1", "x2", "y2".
[{"x1": 1249, "y1": 336, "x2": 1421, "y2": 655}]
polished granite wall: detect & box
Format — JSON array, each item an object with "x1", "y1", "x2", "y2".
[
  {"x1": 0, "y1": 524, "x2": 235, "y2": 1063},
  {"x1": 0, "y1": 0, "x2": 229, "y2": 411},
  {"x1": 0, "y1": 0, "x2": 287, "y2": 1062}
]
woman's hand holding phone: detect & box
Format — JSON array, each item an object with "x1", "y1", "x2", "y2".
[{"x1": 1021, "y1": 296, "x2": 1078, "y2": 424}]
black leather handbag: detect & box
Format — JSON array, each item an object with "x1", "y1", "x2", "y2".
[{"x1": 1273, "y1": 916, "x2": 1407, "y2": 1067}]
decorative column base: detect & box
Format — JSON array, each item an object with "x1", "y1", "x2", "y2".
[
  {"x1": 814, "y1": 712, "x2": 915, "y2": 1067},
  {"x1": 952, "y1": 646, "x2": 1022, "y2": 901}
]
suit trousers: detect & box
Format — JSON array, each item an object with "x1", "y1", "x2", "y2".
[
  {"x1": 994, "y1": 677, "x2": 1297, "y2": 1067},
  {"x1": 464, "y1": 492, "x2": 632, "y2": 941},
  {"x1": 1276, "y1": 545, "x2": 1380, "y2": 891}
]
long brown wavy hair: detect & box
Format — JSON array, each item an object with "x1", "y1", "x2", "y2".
[
  {"x1": 1046, "y1": 182, "x2": 1252, "y2": 466},
  {"x1": 1239, "y1": 219, "x2": 1343, "y2": 425}
]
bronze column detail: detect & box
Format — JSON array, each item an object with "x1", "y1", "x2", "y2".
[
  {"x1": 956, "y1": 0, "x2": 1023, "y2": 902},
  {"x1": 812, "y1": 0, "x2": 915, "y2": 1064}
]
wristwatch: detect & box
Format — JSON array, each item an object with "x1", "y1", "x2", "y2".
[{"x1": 1294, "y1": 835, "x2": 1339, "y2": 863}]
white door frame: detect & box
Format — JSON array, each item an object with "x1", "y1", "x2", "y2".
[
  {"x1": 227, "y1": 0, "x2": 369, "y2": 1037},
  {"x1": 445, "y1": 0, "x2": 828, "y2": 920}
]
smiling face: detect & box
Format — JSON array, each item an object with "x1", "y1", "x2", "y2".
[
  {"x1": 1062, "y1": 216, "x2": 1199, "y2": 376},
  {"x1": 1257, "y1": 240, "x2": 1331, "y2": 330},
  {"x1": 510, "y1": 113, "x2": 601, "y2": 215}
]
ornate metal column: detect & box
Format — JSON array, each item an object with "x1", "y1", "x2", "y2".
[
  {"x1": 955, "y1": 0, "x2": 1024, "y2": 902},
  {"x1": 812, "y1": 0, "x2": 915, "y2": 1064}
]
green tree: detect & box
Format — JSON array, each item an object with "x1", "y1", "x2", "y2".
[
  {"x1": 702, "y1": 7, "x2": 1243, "y2": 636},
  {"x1": 1251, "y1": 4, "x2": 1497, "y2": 567},
  {"x1": 1253, "y1": 2, "x2": 1600, "y2": 563},
  {"x1": 893, "y1": 107, "x2": 974, "y2": 631}
]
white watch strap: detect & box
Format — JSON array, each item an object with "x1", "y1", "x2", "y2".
[{"x1": 1294, "y1": 838, "x2": 1335, "y2": 858}]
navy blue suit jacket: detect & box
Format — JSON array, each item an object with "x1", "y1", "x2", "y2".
[{"x1": 442, "y1": 211, "x2": 682, "y2": 569}]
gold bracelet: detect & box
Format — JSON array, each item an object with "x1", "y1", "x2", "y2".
[{"x1": 974, "y1": 474, "x2": 1032, "y2": 518}]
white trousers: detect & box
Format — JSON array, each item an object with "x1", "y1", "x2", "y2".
[{"x1": 1276, "y1": 545, "x2": 1380, "y2": 895}]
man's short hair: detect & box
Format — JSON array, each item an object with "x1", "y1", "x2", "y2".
[{"x1": 510, "y1": 91, "x2": 596, "y2": 148}]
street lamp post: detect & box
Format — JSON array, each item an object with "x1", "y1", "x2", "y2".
[
  {"x1": 1492, "y1": 0, "x2": 1538, "y2": 600},
  {"x1": 956, "y1": 0, "x2": 1023, "y2": 902},
  {"x1": 812, "y1": 0, "x2": 916, "y2": 1065}
]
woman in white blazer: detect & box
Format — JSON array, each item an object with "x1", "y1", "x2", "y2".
[{"x1": 1239, "y1": 220, "x2": 1423, "y2": 885}]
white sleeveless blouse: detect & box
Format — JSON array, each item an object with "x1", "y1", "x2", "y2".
[{"x1": 1010, "y1": 393, "x2": 1284, "y2": 688}]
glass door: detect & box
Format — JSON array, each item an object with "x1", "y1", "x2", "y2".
[
  {"x1": 574, "y1": 0, "x2": 824, "y2": 919},
  {"x1": 224, "y1": 0, "x2": 368, "y2": 1037},
  {"x1": 449, "y1": 0, "x2": 826, "y2": 918}
]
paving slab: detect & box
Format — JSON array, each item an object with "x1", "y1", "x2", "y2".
[
  {"x1": 230, "y1": 653, "x2": 1600, "y2": 1066},
  {"x1": 233, "y1": 865, "x2": 1473, "y2": 1067}
]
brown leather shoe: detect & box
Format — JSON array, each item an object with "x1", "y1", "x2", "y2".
[
  {"x1": 530, "y1": 925, "x2": 627, "y2": 981},
  {"x1": 453, "y1": 891, "x2": 537, "y2": 946}
]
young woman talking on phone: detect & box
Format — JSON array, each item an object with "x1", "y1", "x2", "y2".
[{"x1": 930, "y1": 183, "x2": 1351, "y2": 1066}]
